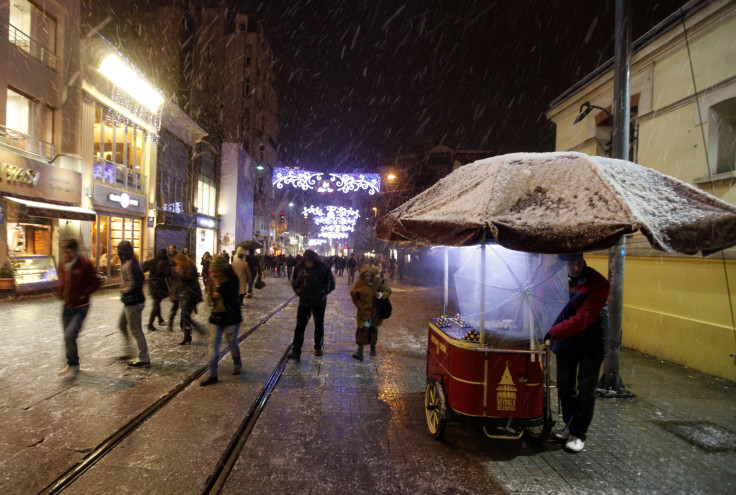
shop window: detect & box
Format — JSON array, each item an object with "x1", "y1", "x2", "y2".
[
  {"x1": 707, "y1": 97, "x2": 736, "y2": 175},
  {"x1": 197, "y1": 178, "x2": 216, "y2": 217}
]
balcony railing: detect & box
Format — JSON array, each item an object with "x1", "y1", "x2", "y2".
[
  {"x1": 1, "y1": 19, "x2": 57, "y2": 70},
  {"x1": 0, "y1": 124, "x2": 54, "y2": 160},
  {"x1": 93, "y1": 156, "x2": 147, "y2": 192}
]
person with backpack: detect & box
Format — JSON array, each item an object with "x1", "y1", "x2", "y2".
[
  {"x1": 350, "y1": 263, "x2": 392, "y2": 361},
  {"x1": 56, "y1": 238, "x2": 102, "y2": 379}
]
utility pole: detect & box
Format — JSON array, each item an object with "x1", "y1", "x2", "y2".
[{"x1": 599, "y1": 0, "x2": 634, "y2": 397}]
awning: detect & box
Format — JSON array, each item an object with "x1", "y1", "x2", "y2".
[{"x1": 4, "y1": 196, "x2": 97, "y2": 221}]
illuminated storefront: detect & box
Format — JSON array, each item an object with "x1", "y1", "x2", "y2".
[{"x1": 91, "y1": 184, "x2": 145, "y2": 279}]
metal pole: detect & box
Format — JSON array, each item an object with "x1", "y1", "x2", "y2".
[
  {"x1": 599, "y1": 0, "x2": 633, "y2": 397},
  {"x1": 443, "y1": 247, "x2": 449, "y2": 316},
  {"x1": 479, "y1": 244, "x2": 486, "y2": 345}
]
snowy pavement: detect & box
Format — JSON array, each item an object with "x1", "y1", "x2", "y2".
[{"x1": 0, "y1": 275, "x2": 734, "y2": 494}]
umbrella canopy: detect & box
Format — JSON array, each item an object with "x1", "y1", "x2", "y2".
[
  {"x1": 452, "y1": 244, "x2": 569, "y2": 348},
  {"x1": 236, "y1": 240, "x2": 263, "y2": 251},
  {"x1": 375, "y1": 152, "x2": 736, "y2": 255}
]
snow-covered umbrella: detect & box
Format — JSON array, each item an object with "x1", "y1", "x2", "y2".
[{"x1": 375, "y1": 151, "x2": 736, "y2": 255}]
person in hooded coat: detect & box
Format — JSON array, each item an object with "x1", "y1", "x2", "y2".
[
  {"x1": 117, "y1": 240, "x2": 149, "y2": 368},
  {"x1": 170, "y1": 253, "x2": 204, "y2": 345},
  {"x1": 350, "y1": 263, "x2": 392, "y2": 360}
]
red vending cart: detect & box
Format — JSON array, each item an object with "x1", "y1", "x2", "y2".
[{"x1": 422, "y1": 244, "x2": 567, "y2": 440}]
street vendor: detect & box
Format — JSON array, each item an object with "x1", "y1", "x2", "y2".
[{"x1": 546, "y1": 253, "x2": 610, "y2": 453}]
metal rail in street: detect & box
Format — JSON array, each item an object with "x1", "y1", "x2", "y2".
[{"x1": 38, "y1": 295, "x2": 296, "y2": 495}]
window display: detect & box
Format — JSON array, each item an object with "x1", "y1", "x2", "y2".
[{"x1": 10, "y1": 255, "x2": 57, "y2": 291}]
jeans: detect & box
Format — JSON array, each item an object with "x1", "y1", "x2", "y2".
[
  {"x1": 291, "y1": 302, "x2": 326, "y2": 354},
  {"x1": 556, "y1": 354, "x2": 604, "y2": 441},
  {"x1": 247, "y1": 278, "x2": 255, "y2": 295},
  {"x1": 207, "y1": 322, "x2": 241, "y2": 377},
  {"x1": 62, "y1": 305, "x2": 89, "y2": 366},
  {"x1": 119, "y1": 303, "x2": 149, "y2": 362}
]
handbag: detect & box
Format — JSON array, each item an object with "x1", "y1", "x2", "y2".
[{"x1": 255, "y1": 278, "x2": 265, "y2": 290}]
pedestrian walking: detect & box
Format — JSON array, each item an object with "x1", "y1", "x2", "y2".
[
  {"x1": 201, "y1": 251, "x2": 212, "y2": 286},
  {"x1": 232, "y1": 247, "x2": 253, "y2": 305},
  {"x1": 55, "y1": 238, "x2": 102, "y2": 379},
  {"x1": 286, "y1": 254, "x2": 296, "y2": 281},
  {"x1": 546, "y1": 253, "x2": 610, "y2": 453},
  {"x1": 170, "y1": 253, "x2": 204, "y2": 345},
  {"x1": 346, "y1": 253, "x2": 358, "y2": 285},
  {"x1": 144, "y1": 249, "x2": 170, "y2": 331},
  {"x1": 350, "y1": 263, "x2": 392, "y2": 360},
  {"x1": 245, "y1": 249, "x2": 258, "y2": 298},
  {"x1": 287, "y1": 249, "x2": 335, "y2": 360},
  {"x1": 117, "y1": 241, "x2": 150, "y2": 368},
  {"x1": 200, "y1": 255, "x2": 243, "y2": 386}
]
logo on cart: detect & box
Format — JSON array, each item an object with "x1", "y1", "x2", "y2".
[
  {"x1": 496, "y1": 361, "x2": 517, "y2": 412},
  {"x1": 430, "y1": 334, "x2": 446, "y2": 356}
]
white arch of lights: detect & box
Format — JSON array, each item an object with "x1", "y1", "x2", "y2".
[
  {"x1": 273, "y1": 168, "x2": 380, "y2": 195},
  {"x1": 303, "y1": 206, "x2": 360, "y2": 240}
]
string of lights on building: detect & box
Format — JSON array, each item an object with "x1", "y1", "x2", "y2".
[{"x1": 273, "y1": 168, "x2": 381, "y2": 195}]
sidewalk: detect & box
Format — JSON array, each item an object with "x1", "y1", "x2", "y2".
[
  {"x1": 0, "y1": 273, "x2": 733, "y2": 494},
  {"x1": 222, "y1": 276, "x2": 736, "y2": 495}
]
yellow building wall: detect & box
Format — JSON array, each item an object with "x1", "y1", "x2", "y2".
[
  {"x1": 586, "y1": 255, "x2": 736, "y2": 382},
  {"x1": 637, "y1": 103, "x2": 708, "y2": 182},
  {"x1": 653, "y1": 16, "x2": 736, "y2": 110}
]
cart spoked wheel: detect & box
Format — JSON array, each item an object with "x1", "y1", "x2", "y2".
[
  {"x1": 525, "y1": 425, "x2": 545, "y2": 439},
  {"x1": 425, "y1": 380, "x2": 447, "y2": 439}
]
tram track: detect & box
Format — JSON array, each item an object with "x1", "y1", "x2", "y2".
[{"x1": 39, "y1": 295, "x2": 296, "y2": 495}]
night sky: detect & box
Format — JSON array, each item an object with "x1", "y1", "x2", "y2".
[{"x1": 252, "y1": 0, "x2": 689, "y2": 172}]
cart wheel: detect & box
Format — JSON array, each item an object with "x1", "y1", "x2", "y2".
[
  {"x1": 425, "y1": 380, "x2": 447, "y2": 439},
  {"x1": 525, "y1": 425, "x2": 544, "y2": 439}
]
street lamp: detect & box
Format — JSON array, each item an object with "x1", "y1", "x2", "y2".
[{"x1": 573, "y1": 101, "x2": 612, "y2": 124}]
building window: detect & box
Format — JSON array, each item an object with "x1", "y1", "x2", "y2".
[
  {"x1": 8, "y1": 0, "x2": 56, "y2": 68},
  {"x1": 245, "y1": 78, "x2": 251, "y2": 96},
  {"x1": 5, "y1": 88, "x2": 53, "y2": 158},
  {"x1": 197, "y1": 178, "x2": 216, "y2": 217},
  {"x1": 245, "y1": 45, "x2": 252, "y2": 66},
  {"x1": 93, "y1": 103, "x2": 146, "y2": 170},
  {"x1": 244, "y1": 109, "x2": 250, "y2": 130},
  {"x1": 707, "y1": 97, "x2": 736, "y2": 175}
]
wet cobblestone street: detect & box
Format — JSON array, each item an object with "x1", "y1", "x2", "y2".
[{"x1": 0, "y1": 274, "x2": 735, "y2": 494}]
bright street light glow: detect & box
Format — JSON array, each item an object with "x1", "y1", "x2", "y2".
[
  {"x1": 98, "y1": 54, "x2": 164, "y2": 113},
  {"x1": 387, "y1": 173, "x2": 397, "y2": 181}
]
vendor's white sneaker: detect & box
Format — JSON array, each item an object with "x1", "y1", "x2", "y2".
[
  {"x1": 57, "y1": 365, "x2": 79, "y2": 379},
  {"x1": 565, "y1": 436, "x2": 585, "y2": 452},
  {"x1": 551, "y1": 426, "x2": 569, "y2": 440}
]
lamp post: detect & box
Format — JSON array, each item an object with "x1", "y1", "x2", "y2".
[{"x1": 573, "y1": 0, "x2": 634, "y2": 399}]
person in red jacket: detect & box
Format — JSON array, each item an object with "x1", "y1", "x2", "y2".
[
  {"x1": 55, "y1": 239, "x2": 102, "y2": 379},
  {"x1": 547, "y1": 253, "x2": 610, "y2": 453}
]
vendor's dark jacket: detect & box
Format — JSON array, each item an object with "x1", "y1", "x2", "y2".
[
  {"x1": 207, "y1": 266, "x2": 242, "y2": 326},
  {"x1": 549, "y1": 266, "x2": 610, "y2": 360},
  {"x1": 291, "y1": 258, "x2": 335, "y2": 307}
]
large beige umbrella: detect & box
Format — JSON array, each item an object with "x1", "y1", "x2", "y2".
[{"x1": 375, "y1": 151, "x2": 736, "y2": 255}]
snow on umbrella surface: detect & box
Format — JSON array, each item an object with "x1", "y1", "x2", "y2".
[
  {"x1": 453, "y1": 244, "x2": 569, "y2": 347},
  {"x1": 375, "y1": 151, "x2": 736, "y2": 255}
]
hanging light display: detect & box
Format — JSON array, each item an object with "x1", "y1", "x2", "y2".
[
  {"x1": 303, "y1": 206, "x2": 360, "y2": 240},
  {"x1": 273, "y1": 168, "x2": 381, "y2": 195}
]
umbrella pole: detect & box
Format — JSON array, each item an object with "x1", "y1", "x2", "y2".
[
  {"x1": 480, "y1": 244, "x2": 486, "y2": 346},
  {"x1": 444, "y1": 247, "x2": 449, "y2": 316}
]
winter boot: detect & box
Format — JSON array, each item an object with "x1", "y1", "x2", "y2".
[
  {"x1": 352, "y1": 345, "x2": 364, "y2": 361},
  {"x1": 370, "y1": 345, "x2": 377, "y2": 356},
  {"x1": 179, "y1": 328, "x2": 192, "y2": 345}
]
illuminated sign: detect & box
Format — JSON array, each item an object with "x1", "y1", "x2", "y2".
[
  {"x1": 108, "y1": 192, "x2": 139, "y2": 209},
  {"x1": 161, "y1": 202, "x2": 183, "y2": 213},
  {"x1": 197, "y1": 216, "x2": 216, "y2": 229}
]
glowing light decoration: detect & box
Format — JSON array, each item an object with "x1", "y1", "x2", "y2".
[
  {"x1": 308, "y1": 239, "x2": 327, "y2": 247},
  {"x1": 273, "y1": 168, "x2": 324, "y2": 191},
  {"x1": 302, "y1": 206, "x2": 360, "y2": 240},
  {"x1": 98, "y1": 52, "x2": 164, "y2": 139},
  {"x1": 273, "y1": 168, "x2": 380, "y2": 195},
  {"x1": 330, "y1": 173, "x2": 381, "y2": 195},
  {"x1": 99, "y1": 54, "x2": 164, "y2": 112}
]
